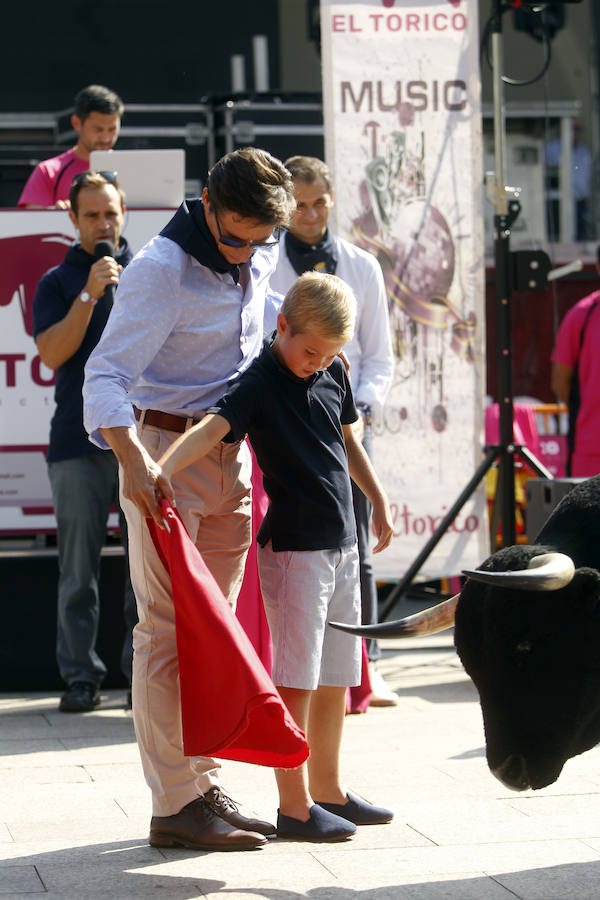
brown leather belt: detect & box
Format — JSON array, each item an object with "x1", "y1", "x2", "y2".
[{"x1": 134, "y1": 406, "x2": 202, "y2": 434}]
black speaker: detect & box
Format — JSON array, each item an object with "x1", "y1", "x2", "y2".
[
  {"x1": 525, "y1": 477, "x2": 586, "y2": 542},
  {"x1": 1, "y1": 550, "x2": 130, "y2": 691},
  {"x1": 514, "y1": 5, "x2": 566, "y2": 42}
]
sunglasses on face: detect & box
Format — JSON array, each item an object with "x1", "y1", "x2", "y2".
[
  {"x1": 72, "y1": 170, "x2": 118, "y2": 186},
  {"x1": 213, "y1": 208, "x2": 280, "y2": 251}
]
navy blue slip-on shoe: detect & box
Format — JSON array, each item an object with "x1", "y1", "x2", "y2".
[
  {"x1": 276, "y1": 804, "x2": 356, "y2": 841},
  {"x1": 316, "y1": 792, "x2": 394, "y2": 825}
]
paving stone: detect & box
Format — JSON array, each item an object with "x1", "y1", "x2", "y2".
[
  {"x1": 492, "y1": 859, "x2": 600, "y2": 900},
  {"x1": 0, "y1": 694, "x2": 57, "y2": 713},
  {"x1": 0, "y1": 837, "x2": 152, "y2": 861},
  {"x1": 83, "y1": 763, "x2": 144, "y2": 784},
  {"x1": 0, "y1": 783, "x2": 133, "y2": 821},
  {"x1": 0, "y1": 864, "x2": 44, "y2": 894},
  {"x1": 54, "y1": 739, "x2": 140, "y2": 765},
  {"x1": 0, "y1": 740, "x2": 67, "y2": 769},
  {"x1": 0, "y1": 766, "x2": 90, "y2": 786},
  {"x1": 313, "y1": 838, "x2": 600, "y2": 879},
  {"x1": 0, "y1": 714, "x2": 53, "y2": 741},
  {"x1": 5, "y1": 820, "x2": 148, "y2": 844},
  {"x1": 31, "y1": 850, "x2": 212, "y2": 899}
]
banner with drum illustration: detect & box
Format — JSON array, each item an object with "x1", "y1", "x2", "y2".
[{"x1": 321, "y1": 0, "x2": 488, "y2": 579}]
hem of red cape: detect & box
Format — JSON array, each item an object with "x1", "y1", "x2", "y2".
[
  {"x1": 182, "y1": 693, "x2": 309, "y2": 768},
  {"x1": 206, "y1": 745, "x2": 310, "y2": 768}
]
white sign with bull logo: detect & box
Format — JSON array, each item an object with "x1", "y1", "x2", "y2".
[
  {"x1": 321, "y1": 0, "x2": 488, "y2": 578},
  {"x1": 0, "y1": 208, "x2": 173, "y2": 532}
]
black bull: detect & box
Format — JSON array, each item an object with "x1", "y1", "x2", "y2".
[{"x1": 331, "y1": 475, "x2": 600, "y2": 792}]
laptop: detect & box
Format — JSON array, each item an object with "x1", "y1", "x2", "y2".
[{"x1": 89, "y1": 149, "x2": 185, "y2": 208}]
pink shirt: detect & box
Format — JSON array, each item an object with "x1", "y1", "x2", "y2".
[
  {"x1": 553, "y1": 290, "x2": 600, "y2": 468},
  {"x1": 17, "y1": 148, "x2": 89, "y2": 207}
]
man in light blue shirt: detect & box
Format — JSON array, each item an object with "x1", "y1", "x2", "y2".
[{"x1": 83, "y1": 148, "x2": 295, "y2": 852}]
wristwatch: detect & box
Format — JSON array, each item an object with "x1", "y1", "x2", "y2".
[
  {"x1": 357, "y1": 402, "x2": 372, "y2": 426},
  {"x1": 79, "y1": 290, "x2": 97, "y2": 306}
]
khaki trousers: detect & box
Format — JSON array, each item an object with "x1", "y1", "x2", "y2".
[{"x1": 120, "y1": 422, "x2": 252, "y2": 816}]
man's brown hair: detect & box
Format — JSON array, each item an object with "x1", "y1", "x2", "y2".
[
  {"x1": 207, "y1": 147, "x2": 295, "y2": 226},
  {"x1": 73, "y1": 84, "x2": 124, "y2": 123},
  {"x1": 284, "y1": 156, "x2": 333, "y2": 192}
]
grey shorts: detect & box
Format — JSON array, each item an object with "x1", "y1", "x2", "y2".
[{"x1": 258, "y1": 542, "x2": 362, "y2": 690}]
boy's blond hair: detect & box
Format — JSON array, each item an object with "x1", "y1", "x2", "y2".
[{"x1": 281, "y1": 272, "x2": 356, "y2": 343}]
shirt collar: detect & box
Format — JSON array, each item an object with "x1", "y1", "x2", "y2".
[{"x1": 160, "y1": 198, "x2": 241, "y2": 283}]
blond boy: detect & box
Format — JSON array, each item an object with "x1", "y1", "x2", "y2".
[{"x1": 159, "y1": 272, "x2": 394, "y2": 841}]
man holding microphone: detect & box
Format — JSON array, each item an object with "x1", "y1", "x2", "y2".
[{"x1": 33, "y1": 170, "x2": 136, "y2": 712}]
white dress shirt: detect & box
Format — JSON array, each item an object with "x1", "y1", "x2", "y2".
[{"x1": 270, "y1": 234, "x2": 394, "y2": 416}]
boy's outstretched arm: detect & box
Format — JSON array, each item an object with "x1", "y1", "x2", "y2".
[
  {"x1": 158, "y1": 413, "x2": 231, "y2": 486},
  {"x1": 342, "y1": 422, "x2": 393, "y2": 553}
]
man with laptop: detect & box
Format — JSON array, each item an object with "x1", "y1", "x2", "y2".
[{"x1": 18, "y1": 84, "x2": 123, "y2": 209}]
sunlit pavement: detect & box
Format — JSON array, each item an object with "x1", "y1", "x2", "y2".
[{"x1": 2, "y1": 630, "x2": 600, "y2": 899}]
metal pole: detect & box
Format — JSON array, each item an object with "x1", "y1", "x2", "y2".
[
  {"x1": 253, "y1": 35, "x2": 270, "y2": 92},
  {"x1": 231, "y1": 55, "x2": 246, "y2": 94},
  {"x1": 490, "y1": 1, "x2": 517, "y2": 548},
  {"x1": 559, "y1": 115, "x2": 574, "y2": 241},
  {"x1": 491, "y1": 30, "x2": 507, "y2": 215}
]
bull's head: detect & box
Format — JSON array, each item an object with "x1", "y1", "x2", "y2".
[{"x1": 331, "y1": 548, "x2": 600, "y2": 792}]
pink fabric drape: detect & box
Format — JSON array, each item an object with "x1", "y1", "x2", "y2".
[{"x1": 234, "y1": 442, "x2": 273, "y2": 673}]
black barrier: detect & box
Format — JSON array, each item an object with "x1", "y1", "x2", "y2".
[{"x1": 0, "y1": 549, "x2": 130, "y2": 691}]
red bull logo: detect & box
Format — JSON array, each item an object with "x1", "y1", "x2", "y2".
[
  {"x1": 0, "y1": 232, "x2": 72, "y2": 389},
  {"x1": 0, "y1": 233, "x2": 72, "y2": 336}
]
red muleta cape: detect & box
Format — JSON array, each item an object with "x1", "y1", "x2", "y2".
[{"x1": 147, "y1": 500, "x2": 309, "y2": 768}]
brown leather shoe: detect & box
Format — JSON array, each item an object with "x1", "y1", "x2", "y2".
[
  {"x1": 149, "y1": 797, "x2": 266, "y2": 851},
  {"x1": 203, "y1": 786, "x2": 276, "y2": 837}
]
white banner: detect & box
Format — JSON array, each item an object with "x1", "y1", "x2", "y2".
[
  {"x1": 321, "y1": 0, "x2": 488, "y2": 578},
  {"x1": 0, "y1": 208, "x2": 173, "y2": 532}
]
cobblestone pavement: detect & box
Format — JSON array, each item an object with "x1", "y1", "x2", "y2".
[{"x1": 2, "y1": 632, "x2": 600, "y2": 898}]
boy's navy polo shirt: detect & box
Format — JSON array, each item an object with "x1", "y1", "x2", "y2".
[
  {"x1": 209, "y1": 336, "x2": 359, "y2": 552},
  {"x1": 33, "y1": 239, "x2": 132, "y2": 462}
]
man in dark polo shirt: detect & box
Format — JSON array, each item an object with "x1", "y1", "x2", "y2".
[{"x1": 33, "y1": 171, "x2": 136, "y2": 712}]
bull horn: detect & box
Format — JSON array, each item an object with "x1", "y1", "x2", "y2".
[
  {"x1": 463, "y1": 551, "x2": 575, "y2": 591},
  {"x1": 330, "y1": 592, "x2": 459, "y2": 639}
]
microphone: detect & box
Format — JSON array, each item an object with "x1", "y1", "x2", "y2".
[{"x1": 94, "y1": 239, "x2": 116, "y2": 304}]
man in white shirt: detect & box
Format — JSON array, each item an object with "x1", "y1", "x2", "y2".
[{"x1": 270, "y1": 156, "x2": 396, "y2": 707}]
